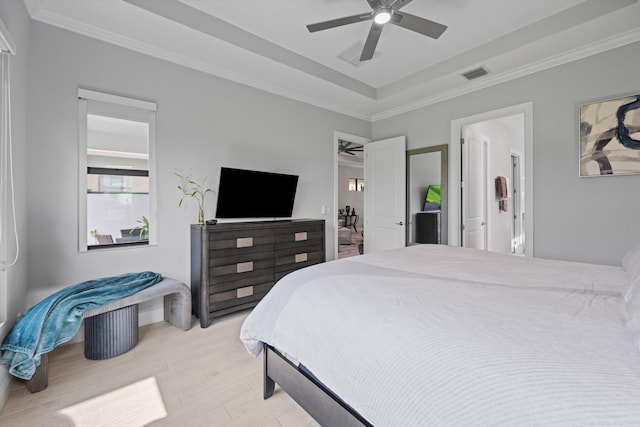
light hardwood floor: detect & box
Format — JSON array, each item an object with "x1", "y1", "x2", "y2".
[
  {"x1": 0, "y1": 311, "x2": 319, "y2": 427},
  {"x1": 337, "y1": 230, "x2": 363, "y2": 259}
]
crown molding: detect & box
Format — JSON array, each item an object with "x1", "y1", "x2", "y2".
[
  {"x1": 26, "y1": 6, "x2": 374, "y2": 122},
  {"x1": 25, "y1": 3, "x2": 640, "y2": 124},
  {"x1": 22, "y1": 0, "x2": 45, "y2": 18},
  {"x1": 371, "y1": 27, "x2": 640, "y2": 122}
]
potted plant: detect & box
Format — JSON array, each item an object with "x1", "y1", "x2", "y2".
[
  {"x1": 176, "y1": 172, "x2": 213, "y2": 225},
  {"x1": 136, "y1": 216, "x2": 149, "y2": 239}
]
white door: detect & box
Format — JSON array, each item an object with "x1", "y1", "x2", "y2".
[
  {"x1": 364, "y1": 136, "x2": 406, "y2": 253},
  {"x1": 461, "y1": 131, "x2": 487, "y2": 250}
]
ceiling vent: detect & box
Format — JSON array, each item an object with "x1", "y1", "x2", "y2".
[
  {"x1": 462, "y1": 66, "x2": 489, "y2": 81},
  {"x1": 337, "y1": 42, "x2": 381, "y2": 67}
]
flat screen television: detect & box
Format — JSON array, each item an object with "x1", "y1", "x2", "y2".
[{"x1": 215, "y1": 167, "x2": 299, "y2": 218}]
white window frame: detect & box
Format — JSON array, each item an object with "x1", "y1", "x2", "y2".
[
  {"x1": 78, "y1": 89, "x2": 157, "y2": 252},
  {"x1": 0, "y1": 16, "x2": 16, "y2": 329}
]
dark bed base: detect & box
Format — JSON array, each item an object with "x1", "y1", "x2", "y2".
[{"x1": 263, "y1": 344, "x2": 373, "y2": 427}]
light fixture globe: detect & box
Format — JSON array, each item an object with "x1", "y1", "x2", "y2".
[{"x1": 374, "y1": 8, "x2": 391, "y2": 24}]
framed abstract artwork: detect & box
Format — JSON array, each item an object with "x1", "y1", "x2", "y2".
[{"x1": 579, "y1": 93, "x2": 640, "y2": 177}]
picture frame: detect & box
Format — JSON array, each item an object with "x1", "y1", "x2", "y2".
[{"x1": 579, "y1": 92, "x2": 640, "y2": 177}]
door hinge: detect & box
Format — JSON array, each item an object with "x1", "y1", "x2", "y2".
[{"x1": 460, "y1": 181, "x2": 465, "y2": 189}]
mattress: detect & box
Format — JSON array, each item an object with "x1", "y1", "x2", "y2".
[{"x1": 240, "y1": 245, "x2": 640, "y2": 426}]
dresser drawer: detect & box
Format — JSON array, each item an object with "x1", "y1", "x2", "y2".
[
  {"x1": 209, "y1": 257, "x2": 274, "y2": 276},
  {"x1": 209, "y1": 281, "x2": 274, "y2": 311},
  {"x1": 275, "y1": 240, "x2": 324, "y2": 259},
  {"x1": 209, "y1": 248, "x2": 273, "y2": 268},
  {"x1": 191, "y1": 219, "x2": 325, "y2": 327},
  {"x1": 274, "y1": 223, "x2": 324, "y2": 245},
  {"x1": 209, "y1": 267, "x2": 275, "y2": 291},
  {"x1": 208, "y1": 230, "x2": 274, "y2": 250},
  {"x1": 275, "y1": 250, "x2": 324, "y2": 273}
]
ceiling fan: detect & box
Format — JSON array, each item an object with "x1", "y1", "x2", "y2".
[
  {"x1": 339, "y1": 140, "x2": 364, "y2": 155},
  {"x1": 306, "y1": 0, "x2": 447, "y2": 62}
]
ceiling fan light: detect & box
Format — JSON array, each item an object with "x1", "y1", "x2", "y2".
[{"x1": 374, "y1": 8, "x2": 391, "y2": 24}]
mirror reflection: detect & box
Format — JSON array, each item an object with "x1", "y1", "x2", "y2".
[{"x1": 407, "y1": 145, "x2": 448, "y2": 245}]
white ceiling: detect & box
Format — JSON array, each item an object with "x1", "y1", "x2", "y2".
[{"x1": 23, "y1": 0, "x2": 640, "y2": 121}]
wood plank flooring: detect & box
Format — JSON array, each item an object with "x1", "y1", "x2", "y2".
[
  {"x1": 338, "y1": 230, "x2": 363, "y2": 259},
  {"x1": 0, "y1": 311, "x2": 319, "y2": 427}
]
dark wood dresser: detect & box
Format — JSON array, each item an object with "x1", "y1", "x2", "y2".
[{"x1": 190, "y1": 219, "x2": 325, "y2": 327}]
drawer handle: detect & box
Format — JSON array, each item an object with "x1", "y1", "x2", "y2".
[
  {"x1": 236, "y1": 286, "x2": 254, "y2": 298},
  {"x1": 295, "y1": 253, "x2": 308, "y2": 263},
  {"x1": 237, "y1": 261, "x2": 254, "y2": 273},
  {"x1": 237, "y1": 237, "x2": 253, "y2": 248},
  {"x1": 295, "y1": 232, "x2": 308, "y2": 241}
]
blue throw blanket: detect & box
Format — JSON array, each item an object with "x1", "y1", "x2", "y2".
[{"x1": 0, "y1": 271, "x2": 162, "y2": 380}]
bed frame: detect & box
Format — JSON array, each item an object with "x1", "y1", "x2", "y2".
[{"x1": 263, "y1": 344, "x2": 373, "y2": 427}]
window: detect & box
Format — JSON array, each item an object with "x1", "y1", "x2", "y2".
[
  {"x1": 348, "y1": 178, "x2": 365, "y2": 192},
  {"x1": 78, "y1": 89, "x2": 157, "y2": 251}
]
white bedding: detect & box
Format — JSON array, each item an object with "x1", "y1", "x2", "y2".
[
  {"x1": 240, "y1": 245, "x2": 640, "y2": 426},
  {"x1": 351, "y1": 244, "x2": 630, "y2": 294}
]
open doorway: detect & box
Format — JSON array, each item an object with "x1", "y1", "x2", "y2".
[
  {"x1": 334, "y1": 132, "x2": 370, "y2": 260},
  {"x1": 450, "y1": 102, "x2": 533, "y2": 256}
]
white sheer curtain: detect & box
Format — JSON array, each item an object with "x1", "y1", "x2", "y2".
[{"x1": 0, "y1": 50, "x2": 18, "y2": 270}]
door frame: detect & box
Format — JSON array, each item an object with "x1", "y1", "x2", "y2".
[
  {"x1": 510, "y1": 150, "x2": 524, "y2": 254},
  {"x1": 334, "y1": 131, "x2": 370, "y2": 260},
  {"x1": 449, "y1": 102, "x2": 534, "y2": 256}
]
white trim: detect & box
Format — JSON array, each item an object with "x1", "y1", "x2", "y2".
[
  {"x1": 37, "y1": 10, "x2": 372, "y2": 121},
  {"x1": 78, "y1": 92, "x2": 157, "y2": 252},
  {"x1": 450, "y1": 102, "x2": 534, "y2": 256},
  {"x1": 0, "y1": 17, "x2": 15, "y2": 55},
  {"x1": 78, "y1": 99, "x2": 88, "y2": 252},
  {"x1": 78, "y1": 88, "x2": 156, "y2": 112},
  {"x1": 334, "y1": 131, "x2": 370, "y2": 260},
  {"x1": 373, "y1": 27, "x2": 640, "y2": 122},
  {"x1": 147, "y1": 110, "x2": 158, "y2": 245},
  {"x1": 28, "y1": 4, "x2": 640, "y2": 123},
  {"x1": 87, "y1": 148, "x2": 149, "y2": 160}
]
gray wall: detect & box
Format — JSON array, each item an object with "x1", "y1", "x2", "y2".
[
  {"x1": 24, "y1": 22, "x2": 370, "y2": 317},
  {"x1": 0, "y1": 0, "x2": 29, "y2": 411},
  {"x1": 373, "y1": 41, "x2": 640, "y2": 266}
]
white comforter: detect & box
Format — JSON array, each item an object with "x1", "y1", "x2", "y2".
[{"x1": 240, "y1": 245, "x2": 640, "y2": 426}]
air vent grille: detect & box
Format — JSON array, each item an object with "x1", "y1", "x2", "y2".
[{"x1": 462, "y1": 66, "x2": 489, "y2": 80}]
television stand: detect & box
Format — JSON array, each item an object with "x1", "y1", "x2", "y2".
[{"x1": 190, "y1": 219, "x2": 325, "y2": 327}]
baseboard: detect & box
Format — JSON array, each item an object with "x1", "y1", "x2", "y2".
[{"x1": 0, "y1": 367, "x2": 10, "y2": 413}]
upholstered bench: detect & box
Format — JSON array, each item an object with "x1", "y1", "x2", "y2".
[{"x1": 25, "y1": 278, "x2": 191, "y2": 393}]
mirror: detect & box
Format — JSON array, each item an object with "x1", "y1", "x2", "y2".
[{"x1": 406, "y1": 144, "x2": 448, "y2": 245}]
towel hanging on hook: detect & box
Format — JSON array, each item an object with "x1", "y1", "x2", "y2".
[{"x1": 495, "y1": 176, "x2": 509, "y2": 212}]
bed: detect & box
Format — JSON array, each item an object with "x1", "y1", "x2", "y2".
[{"x1": 240, "y1": 244, "x2": 640, "y2": 426}]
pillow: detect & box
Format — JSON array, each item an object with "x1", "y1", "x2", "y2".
[
  {"x1": 622, "y1": 243, "x2": 640, "y2": 349},
  {"x1": 625, "y1": 278, "x2": 640, "y2": 351},
  {"x1": 622, "y1": 241, "x2": 640, "y2": 281}
]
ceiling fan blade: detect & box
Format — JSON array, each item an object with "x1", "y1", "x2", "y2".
[
  {"x1": 391, "y1": 11, "x2": 447, "y2": 39},
  {"x1": 388, "y1": 0, "x2": 413, "y2": 11},
  {"x1": 360, "y1": 23, "x2": 383, "y2": 61},
  {"x1": 366, "y1": 0, "x2": 383, "y2": 9},
  {"x1": 306, "y1": 13, "x2": 372, "y2": 33}
]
